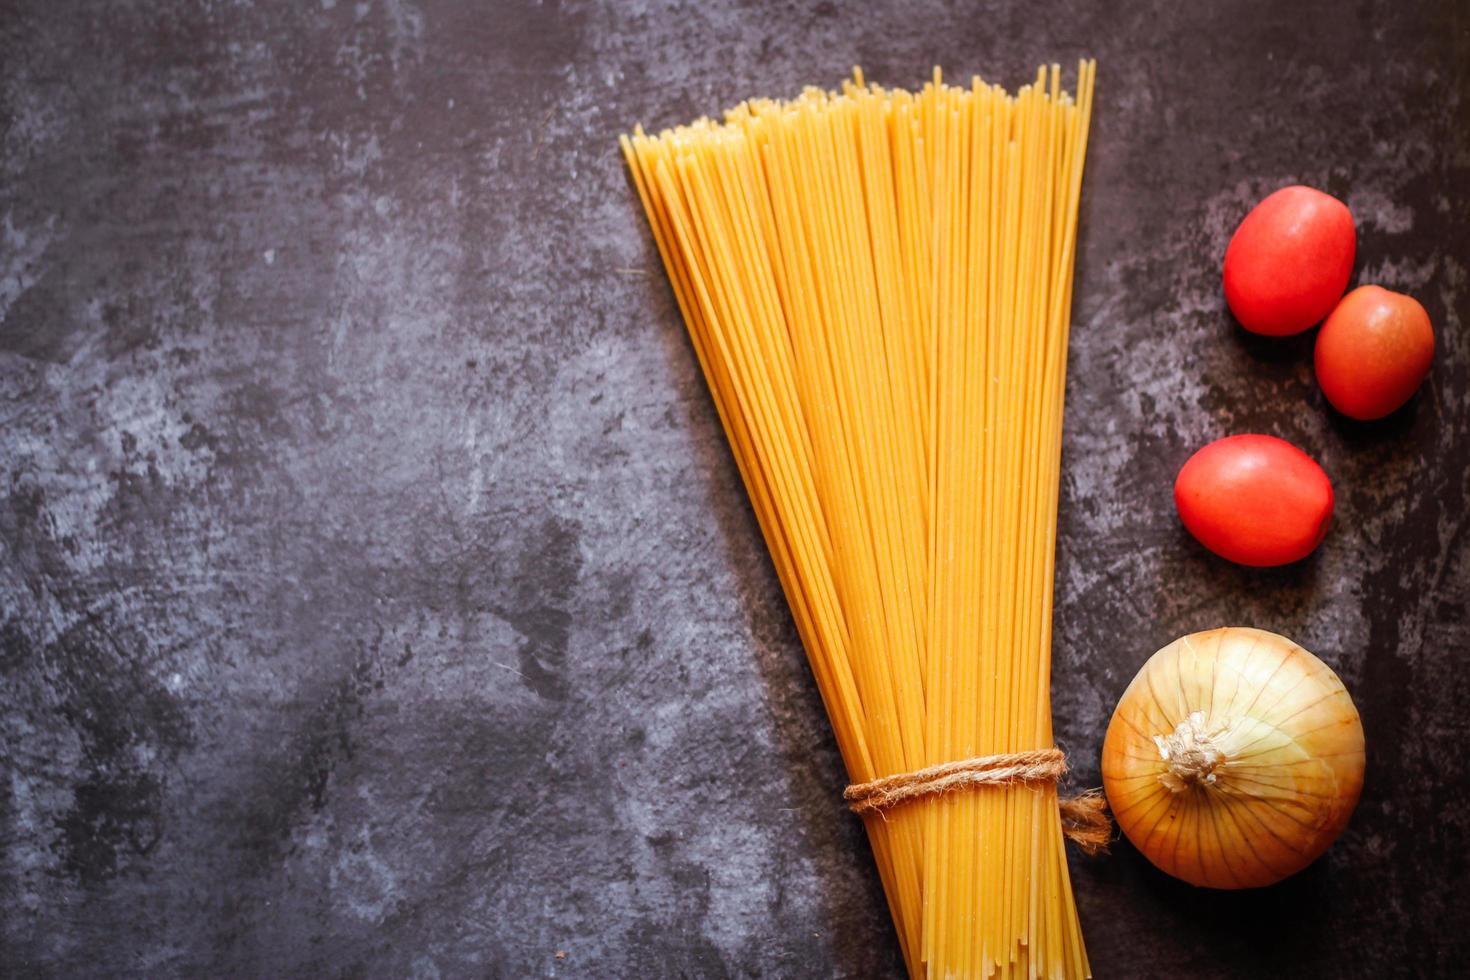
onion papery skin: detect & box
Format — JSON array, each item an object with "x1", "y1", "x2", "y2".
[{"x1": 1101, "y1": 627, "x2": 1365, "y2": 889}]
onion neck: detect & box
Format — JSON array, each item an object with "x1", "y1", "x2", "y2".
[{"x1": 1153, "y1": 711, "x2": 1229, "y2": 793}]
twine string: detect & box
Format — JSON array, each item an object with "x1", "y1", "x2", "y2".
[{"x1": 843, "y1": 748, "x2": 1112, "y2": 856}]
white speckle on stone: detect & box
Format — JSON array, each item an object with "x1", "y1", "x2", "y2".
[
  {"x1": 263, "y1": 248, "x2": 276, "y2": 265},
  {"x1": 1360, "y1": 254, "x2": 1437, "y2": 292},
  {"x1": 1, "y1": 211, "x2": 58, "y2": 324},
  {"x1": 167, "y1": 672, "x2": 185, "y2": 691},
  {"x1": 1348, "y1": 188, "x2": 1414, "y2": 234},
  {"x1": 330, "y1": 827, "x2": 400, "y2": 923}
]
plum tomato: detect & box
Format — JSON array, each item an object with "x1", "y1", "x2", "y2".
[
  {"x1": 1174, "y1": 434, "x2": 1334, "y2": 567},
  {"x1": 1315, "y1": 285, "x2": 1434, "y2": 420},
  {"x1": 1223, "y1": 186, "x2": 1356, "y2": 336}
]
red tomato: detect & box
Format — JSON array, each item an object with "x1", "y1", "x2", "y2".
[
  {"x1": 1315, "y1": 285, "x2": 1434, "y2": 420},
  {"x1": 1174, "y1": 435, "x2": 1334, "y2": 566},
  {"x1": 1223, "y1": 186, "x2": 1356, "y2": 336}
]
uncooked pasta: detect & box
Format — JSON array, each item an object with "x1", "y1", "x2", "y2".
[{"x1": 621, "y1": 60, "x2": 1097, "y2": 979}]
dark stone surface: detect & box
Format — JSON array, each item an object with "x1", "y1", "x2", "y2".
[{"x1": 1, "y1": 0, "x2": 1466, "y2": 976}]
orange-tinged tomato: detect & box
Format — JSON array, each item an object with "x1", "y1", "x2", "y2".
[
  {"x1": 1223, "y1": 185, "x2": 1356, "y2": 336},
  {"x1": 1174, "y1": 435, "x2": 1334, "y2": 567},
  {"x1": 1315, "y1": 285, "x2": 1434, "y2": 420}
]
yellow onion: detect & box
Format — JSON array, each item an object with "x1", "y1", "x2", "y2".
[{"x1": 1102, "y1": 627, "x2": 1365, "y2": 888}]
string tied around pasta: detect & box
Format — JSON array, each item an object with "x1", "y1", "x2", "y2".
[{"x1": 843, "y1": 748, "x2": 1113, "y2": 856}]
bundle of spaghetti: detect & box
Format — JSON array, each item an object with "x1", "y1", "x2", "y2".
[{"x1": 622, "y1": 60, "x2": 1096, "y2": 979}]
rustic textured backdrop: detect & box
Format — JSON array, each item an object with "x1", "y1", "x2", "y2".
[{"x1": 2, "y1": 1, "x2": 1467, "y2": 977}]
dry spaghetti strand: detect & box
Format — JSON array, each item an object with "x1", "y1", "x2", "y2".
[{"x1": 622, "y1": 59, "x2": 1097, "y2": 980}]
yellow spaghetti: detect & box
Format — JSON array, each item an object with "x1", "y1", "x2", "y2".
[{"x1": 622, "y1": 60, "x2": 1096, "y2": 979}]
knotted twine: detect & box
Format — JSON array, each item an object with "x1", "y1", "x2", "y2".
[{"x1": 843, "y1": 748, "x2": 1112, "y2": 856}]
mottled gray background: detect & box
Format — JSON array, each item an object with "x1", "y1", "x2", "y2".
[{"x1": 1, "y1": 0, "x2": 1466, "y2": 977}]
